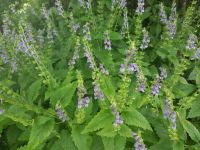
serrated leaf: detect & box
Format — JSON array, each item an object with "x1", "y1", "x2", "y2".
[
  {"x1": 27, "y1": 117, "x2": 55, "y2": 150},
  {"x1": 100, "y1": 76, "x2": 116, "y2": 99},
  {"x1": 101, "y1": 137, "x2": 114, "y2": 150},
  {"x1": 118, "y1": 124, "x2": 132, "y2": 137},
  {"x1": 82, "y1": 109, "x2": 114, "y2": 134},
  {"x1": 188, "y1": 98, "x2": 200, "y2": 118},
  {"x1": 179, "y1": 115, "x2": 200, "y2": 142},
  {"x1": 97, "y1": 125, "x2": 116, "y2": 137},
  {"x1": 27, "y1": 80, "x2": 41, "y2": 102},
  {"x1": 51, "y1": 130, "x2": 77, "y2": 150},
  {"x1": 50, "y1": 82, "x2": 77, "y2": 107},
  {"x1": 173, "y1": 141, "x2": 184, "y2": 150},
  {"x1": 121, "y1": 108, "x2": 152, "y2": 131},
  {"x1": 71, "y1": 125, "x2": 92, "y2": 150},
  {"x1": 114, "y1": 135, "x2": 126, "y2": 150}
]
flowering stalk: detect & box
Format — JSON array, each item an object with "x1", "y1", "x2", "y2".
[
  {"x1": 55, "y1": 0, "x2": 64, "y2": 16},
  {"x1": 140, "y1": 28, "x2": 150, "y2": 50},
  {"x1": 136, "y1": 0, "x2": 145, "y2": 14},
  {"x1": 68, "y1": 38, "x2": 81, "y2": 68},
  {"x1": 113, "y1": 112, "x2": 123, "y2": 127},
  {"x1": 132, "y1": 132, "x2": 147, "y2": 150},
  {"x1": 55, "y1": 106, "x2": 67, "y2": 122},
  {"x1": 186, "y1": 34, "x2": 198, "y2": 50},
  {"x1": 104, "y1": 31, "x2": 112, "y2": 50},
  {"x1": 151, "y1": 68, "x2": 167, "y2": 96}
]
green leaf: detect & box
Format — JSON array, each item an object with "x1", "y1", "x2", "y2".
[
  {"x1": 27, "y1": 80, "x2": 41, "y2": 102},
  {"x1": 121, "y1": 108, "x2": 152, "y2": 131},
  {"x1": 27, "y1": 116, "x2": 55, "y2": 150},
  {"x1": 82, "y1": 109, "x2": 114, "y2": 134},
  {"x1": 101, "y1": 135, "x2": 126, "y2": 150},
  {"x1": 100, "y1": 76, "x2": 116, "y2": 100},
  {"x1": 71, "y1": 125, "x2": 92, "y2": 150},
  {"x1": 50, "y1": 82, "x2": 77, "y2": 107},
  {"x1": 114, "y1": 135, "x2": 126, "y2": 150},
  {"x1": 188, "y1": 97, "x2": 200, "y2": 118},
  {"x1": 101, "y1": 137, "x2": 114, "y2": 150},
  {"x1": 179, "y1": 115, "x2": 200, "y2": 142},
  {"x1": 50, "y1": 130, "x2": 77, "y2": 150},
  {"x1": 118, "y1": 125, "x2": 132, "y2": 137},
  {"x1": 173, "y1": 141, "x2": 184, "y2": 150},
  {"x1": 110, "y1": 32, "x2": 122, "y2": 40},
  {"x1": 97, "y1": 125, "x2": 116, "y2": 137}
]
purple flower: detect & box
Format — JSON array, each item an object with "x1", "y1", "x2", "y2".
[
  {"x1": 94, "y1": 82, "x2": 104, "y2": 100},
  {"x1": 83, "y1": 23, "x2": 91, "y2": 41},
  {"x1": 79, "y1": 0, "x2": 84, "y2": 7},
  {"x1": 193, "y1": 48, "x2": 200, "y2": 59},
  {"x1": 132, "y1": 132, "x2": 147, "y2": 150},
  {"x1": 55, "y1": 0, "x2": 64, "y2": 16},
  {"x1": 138, "y1": 80, "x2": 145, "y2": 93},
  {"x1": 0, "y1": 51, "x2": 9, "y2": 64},
  {"x1": 78, "y1": 97, "x2": 83, "y2": 109},
  {"x1": 113, "y1": 112, "x2": 123, "y2": 127},
  {"x1": 171, "y1": 111, "x2": 176, "y2": 130},
  {"x1": 72, "y1": 24, "x2": 80, "y2": 33},
  {"x1": 136, "y1": 0, "x2": 145, "y2": 14},
  {"x1": 41, "y1": 4, "x2": 50, "y2": 20},
  {"x1": 151, "y1": 83, "x2": 161, "y2": 96},
  {"x1": 120, "y1": 64, "x2": 126, "y2": 73},
  {"x1": 186, "y1": 34, "x2": 198, "y2": 50},
  {"x1": 159, "y1": 3, "x2": 167, "y2": 24},
  {"x1": 84, "y1": 96, "x2": 90, "y2": 107},
  {"x1": 0, "y1": 108, "x2": 4, "y2": 115},
  {"x1": 121, "y1": 10, "x2": 128, "y2": 37},
  {"x1": 119, "y1": 0, "x2": 127, "y2": 9},
  {"x1": 128, "y1": 63, "x2": 140, "y2": 78},
  {"x1": 104, "y1": 31, "x2": 112, "y2": 50},
  {"x1": 163, "y1": 99, "x2": 171, "y2": 119},
  {"x1": 167, "y1": 2, "x2": 177, "y2": 39},
  {"x1": 84, "y1": 46, "x2": 95, "y2": 69},
  {"x1": 85, "y1": 0, "x2": 91, "y2": 10},
  {"x1": 55, "y1": 107, "x2": 67, "y2": 122},
  {"x1": 140, "y1": 28, "x2": 150, "y2": 50},
  {"x1": 99, "y1": 64, "x2": 109, "y2": 75},
  {"x1": 69, "y1": 40, "x2": 80, "y2": 67}
]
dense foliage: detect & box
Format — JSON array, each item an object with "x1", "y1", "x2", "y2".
[{"x1": 0, "y1": 0, "x2": 200, "y2": 149}]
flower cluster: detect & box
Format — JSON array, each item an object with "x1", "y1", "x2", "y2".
[
  {"x1": 83, "y1": 45, "x2": 95, "y2": 70},
  {"x1": 83, "y1": 23, "x2": 91, "y2": 41},
  {"x1": 136, "y1": 0, "x2": 145, "y2": 14},
  {"x1": 166, "y1": 2, "x2": 177, "y2": 39},
  {"x1": 104, "y1": 31, "x2": 112, "y2": 50},
  {"x1": 186, "y1": 34, "x2": 198, "y2": 50},
  {"x1": 163, "y1": 99, "x2": 172, "y2": 119},
  {"x1": 193, "y1": 48, "x2": 200, "y2": 60},
  {"x1": 119, "y1": 0, "x2": 127, "y2": 10},
  {"x1": 140, "y1": 28, "x2": 150, "y2": 50},
  {"x1": 41, "y1": 4, "x2": 50, "y2": 20},
  {"x1": 113, "y1": 112, "x2": 123, "y2": 127},
  {"x1": 132, "y1": 132, "x2": 147, "y2": 150},
  {"x1": 159, "y1": 3, "x2": 167, "y2": 24},
  {"x1": 55, "y1": 0, "x2": 64, "y2": 16},
  {"x1": 68, "y1": 39, "x2": 80, "y2": 67},
  {"x1": 55, "y1": 106, "x2": 67, "y2": 122},
  {"x1": 0, "y1": 108, "x2": 4, "y2": 115},
  {"x1": 77, "y1": 72, "x2": 90, "y2": 109},
  {"x1": 93, "y1": 81, "x2": 104, "y2": 100},
  {"x1": 2, "y1": 13, "x2": 12, "y2": 37},
  {"x1": 0, "y1": 51, "x2": 9, "y2": 64},
  {"x1": 85, "y1": 0, "x2": 91, "y2": 10},
  {"x1": 171, "y1": 111, "x2": 176, "y2": 130},
  {"x1": 121, "y1": 9, "x2": 128, "y2": 37},
  {"x1": 138, "y1": 79, "x2": 146, "y2": 93},
  {"x1": 151, "y1": 68, "x2": 167, "y2": 96},
  {"x1": 79, "y1": 0, "x2": 84, "y2": 7},
  {"x1": 99, "y1": 64, "x2": 109, "y2": 75}
]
